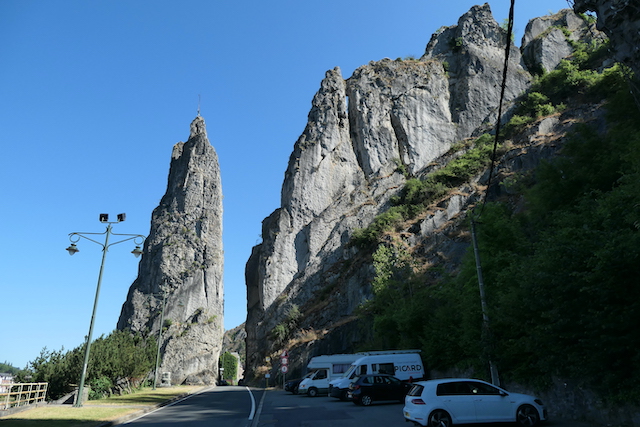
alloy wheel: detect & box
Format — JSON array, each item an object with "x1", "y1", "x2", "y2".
[{"x1": 516, "y1": 404, "x2": 540, "y2": 426}]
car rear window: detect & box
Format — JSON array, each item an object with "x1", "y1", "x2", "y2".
[{"x1": 407, "y1": 384, "x2": 424, "y2": 396}]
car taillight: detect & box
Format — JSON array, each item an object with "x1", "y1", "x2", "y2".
[
  {"x1": 411, "y1": 398, "x2": 426, "y2": 405},
  {"x1": 354, "y1": 385, "x2": 360, "y2": 390}
]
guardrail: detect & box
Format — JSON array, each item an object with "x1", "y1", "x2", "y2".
[{"x1": 0, "y1": 383, "x2": 48, "y2": 410}]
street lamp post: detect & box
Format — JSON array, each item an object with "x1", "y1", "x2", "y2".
[
  {"x1": 66, "y1": 213, "x2": 145, "y2": 407},
  {"x1": 152, "y1": 289, "x2": 167, "y2": 390}
]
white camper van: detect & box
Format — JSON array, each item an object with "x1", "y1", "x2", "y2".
[
  {"x1": 329, "y1": 350, "x2": 424, "y2": 400},
  {"x1": 297, "y1": 354, "x2": 360, "y2": 397}
]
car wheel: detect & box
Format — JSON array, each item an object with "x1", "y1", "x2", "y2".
[
  {"x1": 308, "y1": 387, "x2": 318, "y2": 397},
  {"x1": 361, "y1": 394, "x2": 373, "y2": 406},
  {"x1": 428, "y1": 409, "x2": 452, "y2": 427},
  {"x1": 516, "y1": 404, "x2": 540, "y2": 426}
]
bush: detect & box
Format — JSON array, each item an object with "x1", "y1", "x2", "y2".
[
  {"x1": 503, "y1": 115, "x2": 534, "y2": 137},
  {"x1": 270, "y1": 324, "x2": 288, "y2": 343},
  {"x1": 89, "y1": 376, "x2": 113, "y2": 399}
]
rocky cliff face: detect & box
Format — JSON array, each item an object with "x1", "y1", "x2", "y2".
[
  {"x1": 118, "y1": 115, "x2": 224, "y2": 385},
  {"x1": 521, "y1": 8, "x2": 604, "y2": 73},
  {"x1": 244, "y1": 4, "x2": 553, "y2": 377},
  {"x1": 574, "y1": 0, "x2": 640, "y2": 75}
]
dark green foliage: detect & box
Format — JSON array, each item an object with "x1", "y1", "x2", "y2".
[
  {"x1": 505, "y1": 39, "x2": 629, "y2": 138},
  {"x1": 449, "y1": 37, "x2": 464, "y2": 53},
  {"x1": 351, "y1": 207, "x2": 408, "y2": 248},
  {"x1": 0, "y1": 362, "x2": 26, "y2": 376},
  {"x1": 26, "y1": 347, "x2": 82, "y2": 400},
  {"x1": 357, "y1": 241, "x2": 486, "y2": 373},
  {"x1": 89, "y1": 376, "x2": 114, "y2": 400},
  {"x1": 528, "y1": 39, "x2": 626, "y2": 107},
  {"x1": 358, "y1": 244, "x2": 424, "y2": 351},
  {"x1": 23, "y1": 330, "x2": 157, "y2": 401},
  {"x1": 220, "y1": 352, "x2": 238, "y2": 382},
  {"x1": 516, "y1": 92, "x2": 557, "y2": 119},
  {"x1": 492, "y1": 88, "x2": 640, "y2": 399},
  {"x1": 86, "y1": 330, "x2": 157, "y2": 397}
]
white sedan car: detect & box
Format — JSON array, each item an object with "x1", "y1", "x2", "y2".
[{"x1": 403, "y1": 378, "x2": 547, "y2": 426}]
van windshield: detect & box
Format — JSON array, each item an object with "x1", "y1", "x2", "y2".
[{"x1": 342, "y1": 365, "x2": 356, "y2": 378}]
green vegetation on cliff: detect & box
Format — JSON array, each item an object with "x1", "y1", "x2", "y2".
[{"x1": 351, "y1": 133, "x2": 497, "y2": 248}]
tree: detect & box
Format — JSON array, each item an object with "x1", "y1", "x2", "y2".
[
  {"x1": 220, "y1": 352, "x2": 238, "y2": 383},
  {"x1": 23, "y1": 330, "x2": 157, "y2": 400}
]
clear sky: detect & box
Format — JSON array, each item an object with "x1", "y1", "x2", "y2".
[{"x1": 1, "y1": 0, "x2": 571, "y2": 369}]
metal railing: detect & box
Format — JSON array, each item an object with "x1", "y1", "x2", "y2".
[{"x1": 0, "y1": 383, "x2": 48, "y2": 410}]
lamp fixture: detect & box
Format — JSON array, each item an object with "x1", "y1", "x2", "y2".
[
  {"x1": 131, "y1": 246, "x2": 143, "y2": 258},
  {"x1": 66, "y1": 243, "x2": 79, "y2": 256},
  {"x1": 99, "y1": 214, "x2": 109, "y2": 223}
]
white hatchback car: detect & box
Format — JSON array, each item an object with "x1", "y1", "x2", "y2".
[{"x1": 403, "y1": 378, "x2": 547, "y2": 426}]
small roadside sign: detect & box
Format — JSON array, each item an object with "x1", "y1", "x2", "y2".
[{"x1": 281, "y1": 365, "x2": 289, "y2": 374}]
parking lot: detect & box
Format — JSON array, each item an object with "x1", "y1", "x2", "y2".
[
  {"x1": 254, "y1": 389, "x2": 409, "y2": 427},
  {"x1": 253, "y1": 389, "x2": 596, "y2": 427}
]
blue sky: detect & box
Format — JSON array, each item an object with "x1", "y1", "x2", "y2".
[{"x1": 1, "y1": 0, "x2": 570, "y2": 369}]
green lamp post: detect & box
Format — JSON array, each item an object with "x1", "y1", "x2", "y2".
[{"x1": 66, "y1": 213, "x2": 145, "y2": 407}]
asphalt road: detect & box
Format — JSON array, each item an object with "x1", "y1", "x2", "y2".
[
  {"x1": 122, "y1": 386, "x2": 264, "y2": 427},
  {"x1": 254, "y1": 389, "x2": 408, "y2": 426},
  {"x1": 120, "y1": 386, "x2": 596, "y2": 427}
]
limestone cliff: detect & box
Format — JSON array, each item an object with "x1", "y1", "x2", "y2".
[
  {"x1": 574, "y1": 0, "x2": 640, "y2": 74},
  {"x1": 245, "y1": 4, "x2": 545, "y2": 377},
  {"x1": 118, "y1": 115, "x2": 224, "y2": 385},
  {"x1": 521, "y1": 8, "x2": 605, "y2": 73}
]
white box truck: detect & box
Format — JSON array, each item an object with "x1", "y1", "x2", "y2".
[
  {"x1": 297, "y1": 353, "x2": 360, "y2": 397},
  {"x1": 328, "y1": 350, "x2": 424, "y2": 400}
]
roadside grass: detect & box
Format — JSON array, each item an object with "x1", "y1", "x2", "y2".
[
  {"x1": 0, "y1": 386, "x2": 202, "y2": 427},
  {"x1": 90, "y1": 385, "x2": 201, "y2": 406}
]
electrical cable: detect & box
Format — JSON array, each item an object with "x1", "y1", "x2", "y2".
[{"x1": 477, "y1": 0, "x2": 515, "y2": 218}]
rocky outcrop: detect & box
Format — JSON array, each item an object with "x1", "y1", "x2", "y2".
[
  {"x1": 574, "y1": 0, "x2": 640, "y2": 75},
  {"x1": 245, "y1": 4, "x2": 535, "y2": 378},
  {"x1": 118, "y1": 115, "x2": 224, "y2": 385},
  {"x1": 422, "y1": 4, "x2": 530, "y2": 138},
  {"x1": 521, "y1": 9, "x2": 600, "y2": 73}
]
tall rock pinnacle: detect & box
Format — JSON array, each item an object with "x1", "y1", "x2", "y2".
[{"x1": 118, "y1": 115, "x2": 224, "y2": 385}]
